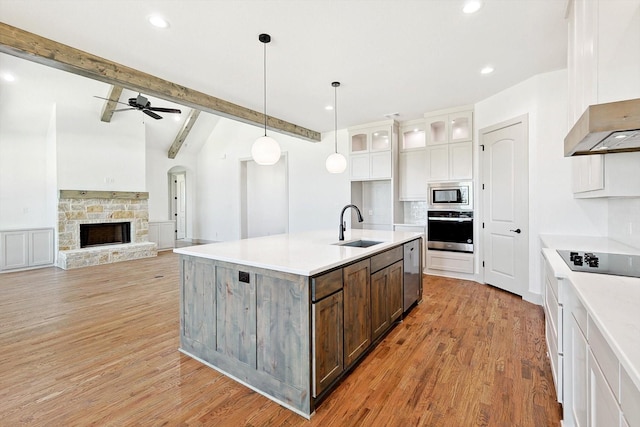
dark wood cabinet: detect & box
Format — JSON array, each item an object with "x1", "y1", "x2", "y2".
[
  {"x1": 343, "y1": 259, "x2": 371, "y2": 367},
  {"x1": 371, "y1": 260, "x2": 404, "y2": 341},
  {"x1": 312, "y1": 290, "x2": 343, "y2": 397}
]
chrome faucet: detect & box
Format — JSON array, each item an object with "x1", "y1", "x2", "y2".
[{"x1": 339, "y1": 204, "x2": 364, "y2": 240}]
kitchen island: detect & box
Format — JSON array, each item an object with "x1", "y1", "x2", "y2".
[{"x1": 174, "y1": 229, "x2": 423, "y2": 418}]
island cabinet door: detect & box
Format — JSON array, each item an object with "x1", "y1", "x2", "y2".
[
  {"x1": 343, "y1": 259, "x2": 371, "y2": 367},
  {"x1": 256, "y1": 273, "x2": 310, "y2": 391},
  {"x1": 370, "y1": 260, "x2": 404, "y2": 341},
  {"x1": 388, "y1": 261, "x2": 404, "y2": 322},
  {"x1": 370, "y1": 268, "x2": 390, "y2": 341},
  {"x1": 181, "y1": 257, "x2": 217, "y2": 360},
  {"x1": 215, "y1": 265, "x2": 257, "y2": 368},
  {"x1": 312, "y1": 290, "x2": 344, "y2": 397}
]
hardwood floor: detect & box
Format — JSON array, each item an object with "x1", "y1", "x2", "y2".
[{"x1": 0, "y1": 252, "x2": 561, "y2": 426}]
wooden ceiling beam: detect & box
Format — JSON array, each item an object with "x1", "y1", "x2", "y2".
[
  {"x1": 100, "y1": 85, "x2": 124, "y2": 122},
  {"x1": 0, "y1": 22, "x2": 321, "y2": 142},
  {"x1": 168, "y1": 109, "x2": 200, "y2": 159}
]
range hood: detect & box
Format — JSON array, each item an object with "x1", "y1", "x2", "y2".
[{"x1": 564, "y1": 97, "x2": 640, "y2": 156}]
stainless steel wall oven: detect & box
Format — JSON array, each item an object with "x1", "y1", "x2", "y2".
[{"x1": 427, "y1": 210, "x2": 473, "y2": 253}]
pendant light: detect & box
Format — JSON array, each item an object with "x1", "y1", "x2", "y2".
[
  {"x1": 251, "y1": 33, "x2": 281, "y2": 166},
  {"x1": 325, "y1": 81, "x2": 347, "y2": 173}
]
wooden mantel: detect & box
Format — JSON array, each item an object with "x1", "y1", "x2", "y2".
[{"x1": 0, "y1": 22, "x2": 321, "y2": 142}]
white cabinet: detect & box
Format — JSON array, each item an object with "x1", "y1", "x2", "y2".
[
  {"x1": 426, "y1": 111, "x2": 472, "y2": 145},
  {"x1": 588, "y1": 349, "x2": 620, "y2": 427},
  {"x1": 398, "y1": 120, "x2": 426, "y2": 201},
  {"x1": 424, "y1": 108, "x2": 473, "y2": 182},
  {"x1": 561, "y1": 278, "x2": 640, "y2": 427},
  {"x1": 426, "y1": 250, "x2": 473, "y2": 274},
  {"x1": 1, "y1": 228, "x2": 54, "y2": 271},
  {"x1": 426, "y1": 142, "x2": 472, "y2": 181},
  {"x1": 566, "y1": 309, "x2": 588, "y2": 427},
  {"x1": 399, "y1": 151, "x2": 426, "y2": 200},
  {"x1": 567, "y1": 0, "x2": 640, "y2": 198},
  {"x1": 543, "y1": 255, "x2": 564, "y2": 403},
  {"x1": 148, "y1": 221, "x2": 175, "y2": 250},
  {"x1": 348, "y1": 120, "x2": 397, "y2": 181}
]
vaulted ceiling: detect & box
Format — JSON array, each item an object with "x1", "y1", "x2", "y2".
[{"x1": 0, "y1": 0, "x2": 567, "y2": 135}]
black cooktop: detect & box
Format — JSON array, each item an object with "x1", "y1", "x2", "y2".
[{"x1": 557, "y1": 250, "x2": 640, "y2": 278}]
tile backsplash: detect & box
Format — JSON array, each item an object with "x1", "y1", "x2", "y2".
[
  {"x1": 608, "y1": 198, "x2": 640, "y2": 249},
  {"x1": 402, "y1": 201, "x2": 427, "y2": 224}
]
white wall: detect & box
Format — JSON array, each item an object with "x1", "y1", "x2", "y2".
[
  {"x1": 475, "y1": 69, "x2": 608, "y2": 301},
  {"x1": 56, "y1": 104, "x2": 146, "y2": 191},
  {"x1": 194, "y1": 117, "x2": 350, "y2": 242}
]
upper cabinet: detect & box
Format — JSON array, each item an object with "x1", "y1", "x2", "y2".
[
  {"x1": 567, "y1": 0, "x2": 640, "y2": 197},
  {"x1": 424, "y1": 107, "x2": 473, "y2": 182},
  {"x1": 426, "y1": 110, "x2": 472, "y2": 145},
  {"x1": 348, "y1": 120, "x2": 398, "y2": 181},
  {"x1": 399, "y1": 120, "x2": 427, "y2": 201}
]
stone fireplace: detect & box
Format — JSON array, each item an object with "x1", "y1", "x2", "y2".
[{"x1": 57, "y1": 190, "x2": 157, "y2": 269}]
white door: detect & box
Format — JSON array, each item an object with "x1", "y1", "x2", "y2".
[
  {"x1": 176, "y1": 173, "x2": 186, "y2": 239},
  {"x1": 480, "y1": 115, "x2": 528, "y2": 296}
]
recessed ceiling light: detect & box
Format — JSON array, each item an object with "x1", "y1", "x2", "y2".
[
  {"x1": 463, "y1": 0, "x2": 482, "y2": 14},
  {"x1": 480, "y1": 66, "x2": 494, "y2": 75},
  {"x1": 615, "y1": 134, "x2": 627, "y2": 139},
  {"x1": 325, "y1": 105, "x2": 334, "y2": 111},
  {"x1": 148, "y1": 15, "x2": 170, "y2": 29},
  {"x1": 2, "y1": 72, "x2": 16, "y2": 82}
]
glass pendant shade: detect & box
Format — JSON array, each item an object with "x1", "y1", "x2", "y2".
[
  {"x1": 326, "y1": 81, "x2": 346, "y2": 173},
  {"x1": 252, "y1": 33, "x2": 281, "y2": 166},
  {"x1": 326, "y1": 152, "x2": 347, "y2": 173},
  {"x1": 251, "y1": 135, "x2": 281, "y2": 165}
]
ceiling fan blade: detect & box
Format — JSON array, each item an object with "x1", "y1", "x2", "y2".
[
  {"x1": 93, "y1": 96, "x2": 130, "y2": 107},
  {"x1": 147, "y1": 107, "x2": 182, "y2": 114},
  {"x1": 143, "y1": 109, "x2": 163, "y2": 120},
  {"x1": 112, "y1": 108, "x2": 136, "y2": 112}
]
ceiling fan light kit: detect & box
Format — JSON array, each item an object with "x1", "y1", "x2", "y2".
[
  {"x1": 326, "y1": 81, "x2": 347, "y2": 173},
  {"x1": 251, "y1": 33, "x2": 281, "y2": 166}
]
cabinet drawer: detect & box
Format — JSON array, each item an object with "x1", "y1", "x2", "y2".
[
  {"x1": 588, "y1": 317, "x2": 620, "y2": 401},
  {"x1": 544, "y1": 256, "x2": 560, "y2": 301},
  {"x1": 544, "y1": 279, "x2": 562, "y2": 351},
  {"x1": 568, "y1": 285, "x2": 588, "y2": 336},
  {"x1": 621, "y1": 366, "x2": 640, "y2": 427},
  {"x1": 370, "y1": 246, "x2": 403, "y2": 273},
  {"x1": 545, "y1": 316, "x2": 562, "y2": 402},
  {"x1": 312, "y1": 268, "x2": 343, "y2": 301}
]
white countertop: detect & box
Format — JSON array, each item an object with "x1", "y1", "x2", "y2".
[
  {"x1": 174, "y1": 229, "x2": 424, "y2": 276},
  {"x1": 540, "y1": 235, "x2": 640, "y2": 392}
]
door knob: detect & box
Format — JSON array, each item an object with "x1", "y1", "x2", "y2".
[{"x1": 510, "y1": 228, "x2": 522, "y2": 234}]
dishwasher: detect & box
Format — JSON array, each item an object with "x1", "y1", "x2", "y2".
[{"x1": 403, "y1": 239, "x2": 422, "y2": 312}]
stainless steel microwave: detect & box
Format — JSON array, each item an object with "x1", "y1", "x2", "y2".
[{"x1": 427, "y1": 181, "x2": 473, "y2": 210}]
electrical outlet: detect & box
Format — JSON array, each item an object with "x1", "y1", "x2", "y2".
[{"x1": 368, "y1": 210, "x2": 373, "y2": 216}]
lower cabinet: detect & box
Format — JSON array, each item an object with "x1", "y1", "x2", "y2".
[
  {"x1": 562, "y1": 279, "x2": 639, "y2": 427},
  {"x1": 371, "y1": 260, "x2": 403, "y2": 341},
  {"x1": 343, "y1": 259, "x2": 371, "y2": 367},
  {"x1": 0, "y1": 228, "x2": 54, "y2": 271},
  {"x1": 312, "y1": 290, "x2": 344, "y2": 397},
  {"x1": 588, "y1": 348, "x2": 620, "y2": 427},
  {"x1": 148, "y1": 220, "x2": 175, "y2": 250},
  {"x1": 566, "y1": 312, "x2": 588, "y2": 427}
]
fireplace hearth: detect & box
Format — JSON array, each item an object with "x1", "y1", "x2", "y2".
[{"x1": 80, "y1": 222, "x2": 131, "y2": 248}]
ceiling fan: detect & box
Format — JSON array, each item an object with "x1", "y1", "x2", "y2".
[{"x1": 94, "y1": 93, "x2": 181, "y2": 120}]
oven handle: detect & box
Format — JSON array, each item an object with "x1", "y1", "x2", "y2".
[{"x1": 428, "y1": 217, "x2": 473, "y2": 222}]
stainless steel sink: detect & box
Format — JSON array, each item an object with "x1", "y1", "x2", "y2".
[{"x1": 335, "y1": 240, "x2": 384, "y2": 248}]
